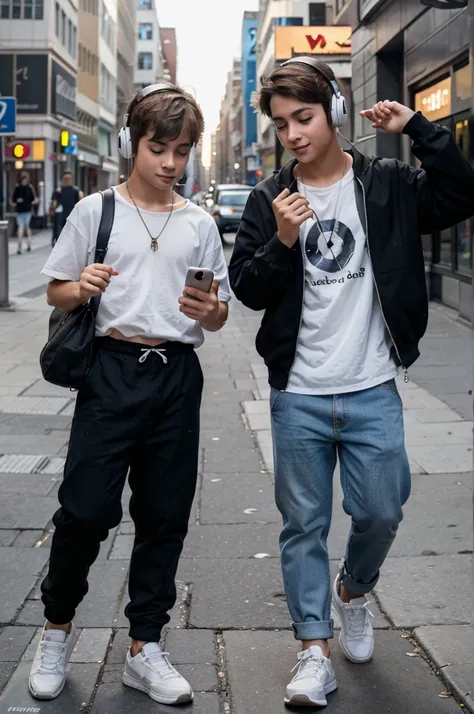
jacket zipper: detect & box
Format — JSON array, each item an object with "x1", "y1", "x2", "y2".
[
  {"x1": 284, "y1": 243, "x2": 305, "y2": 392},
  {"x1": 357, "y1": 177, "x2": 409, "y2": 384}
]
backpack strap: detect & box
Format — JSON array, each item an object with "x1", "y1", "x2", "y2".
[{"x1": 91, "y1": 188, "x2": 115, "y2": 315}]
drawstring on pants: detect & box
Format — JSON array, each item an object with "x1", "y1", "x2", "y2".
[{"x1": 138, "y1": 348, "x2": 168, "y2": 364}]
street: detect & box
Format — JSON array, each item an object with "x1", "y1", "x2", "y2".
[{"x1": 0, "y1": 240, "x2": 472, "y2": 713}]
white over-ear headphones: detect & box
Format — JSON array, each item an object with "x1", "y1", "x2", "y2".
[
  {"x1": 280, "y1": 57, "x2": 348, "y2": 128},
  {"x1": 118, "y1": 83, "x2": 175, "y2": 159}
]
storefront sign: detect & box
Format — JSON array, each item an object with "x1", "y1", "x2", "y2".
[
  {"x1": 274, "y1": 25, "x2": 352, "y2": 60},
  {"x1": 415, "y1": 77, "x2": 452, "y2": 122},
  {"x1": 51, "y1": 61, "x2": 76, "y2": 120},
  {"x1": 0, "y1": 54, "x2": 48, "y2": 114}
]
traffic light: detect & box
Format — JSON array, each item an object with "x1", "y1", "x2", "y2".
[{"x1": 12, "y1": 142, "x2": 30, "y2": 159}]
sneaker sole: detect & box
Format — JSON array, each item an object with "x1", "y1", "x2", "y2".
[
  {"x1": 338, "y1": 631, "x2": 374, "y2": 664},
  {"x1": 284, "y1": 679, "x2": 337, "y2": 707},
  {"x1": 122, "y1": 671, "x2": 194, "y2": 705}
]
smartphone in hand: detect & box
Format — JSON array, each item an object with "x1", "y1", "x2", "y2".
[{"x1": 184, "y1": 267, "x2": 214, "y2": 299}]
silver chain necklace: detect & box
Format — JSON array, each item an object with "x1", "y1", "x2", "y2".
[
  {"x1": 297, "y1": 152, "x2": 347, "y2": 271},
  {"x1": 126, "y1": 180, "x2": 175, "y2": 252}
]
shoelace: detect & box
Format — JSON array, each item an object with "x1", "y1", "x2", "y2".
[
  {"x1": 345, "y1": 602, "x2": 374, "y2": 639},
  {"x1": 38, "y1": 640, "x2": 66, "y2": 674},
  {"x1": 142, "y1": 650, "x2": 179, "y2": 681},
  {"x1": 138, "y1": 348, "x2": 168, "y2": 364},
  {"x1": 291, "y1": 654, "x2": 325, "y2": 682}
]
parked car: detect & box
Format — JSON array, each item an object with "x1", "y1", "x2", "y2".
[{"x1": 205, "y1": 184, "x2": 252, "y2": 240}]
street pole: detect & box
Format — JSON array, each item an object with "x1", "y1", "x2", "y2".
[{"x1": 0, "y1": 219, "x2": 10, "y2": 307}]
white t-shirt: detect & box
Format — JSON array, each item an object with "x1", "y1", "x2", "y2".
[
  {"x1": 286, "y1": 169, "x2": 397, "y2": 395},
  {"x1": 42, "y1": 190, "x2": 231, "y2": 347}
]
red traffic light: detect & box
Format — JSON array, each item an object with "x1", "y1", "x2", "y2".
[{"x1": 12, "y1": 143, "x2": 30, "y2": 159}]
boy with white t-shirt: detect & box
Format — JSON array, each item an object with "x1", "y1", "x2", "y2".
[
  {"x1": 229, "y1": 57, "x2": 474, "y2": 707},
  {"x1": 28, "y1": 83, "x2": 231, "y2": 706}
]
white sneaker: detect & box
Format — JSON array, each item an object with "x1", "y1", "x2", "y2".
[
  {"x1": 332, "y1": 575, "x2": 374, "y2": 663},
  {"x1": 285, "y1": 645, "x2": 337, "y2": 707},
  {"x1": 29, "y1": 622, "x2": 76, "y2": 700},
  {"x1": 122, "y1": 642, "x2": 193, "y2": 705}
]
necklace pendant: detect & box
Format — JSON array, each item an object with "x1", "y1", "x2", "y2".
[{"x1": 151, "y1": 239, "x2": 158, "y2": 252}]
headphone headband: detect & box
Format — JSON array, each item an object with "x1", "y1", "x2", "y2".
[
  {"x1": 124, "y1": 82, "x2": 175, "y2": 127},
  {"x1": 280, "y1": 57, "x2": 341, "y2": 98}
]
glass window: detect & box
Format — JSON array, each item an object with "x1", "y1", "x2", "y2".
[
  {"x1": 24, "y1": 0, "x2": 33, "y2": 18},
  {"x1": 138, "y1": 22, "x2": 152, "y2": 40},
  {"x1": 34, "y1": 0, "x2": 43, "y2": 19},
  {"x1": 219, "y1": 190, "x2": 251, "y2": 206},
  {"x1": 454, "y1": 64, "x2": 471, "y2": 103},
  {"x1": 138, "y1": 52, "x2": 153, "y2": 70},
  {"x1": 454, "y1": 118, "x2": 472, "y2": 275},
  {"x1": 55, "y1": 2, "x2": 59, "y2": 36},
  {"x1": 138, "y1": 0, "x2": 152, "y2": 7},
  {"x1": 12, "y1": 0, "x2": 21, "y2": 18}
]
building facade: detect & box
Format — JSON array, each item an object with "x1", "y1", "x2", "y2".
[
  {"x1": 160, "y1": 27, "x2": 177, "y2": 84},
  {"x1": 0, "y1": 0, "x2": 79, "y2": 219},
  {"x1": 134, "y1": 0, "x2": 164, "y2": 89},
  {"x1": 256, "y1": 0, "x2": 353, "y2": 176},
  {"x1": 345, "y1": 0, "x2": 473, "y2": 320},
  {"x1": 116, "y1": 0, "x2": 136, "y2": 179},
  {"x1": 77, "y1": 0, "x2": 100, "y2": 194}
]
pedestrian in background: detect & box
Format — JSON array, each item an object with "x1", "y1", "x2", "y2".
[
  {"x1": 229, "y1": 57, "x2": 474, "y2": 708},
  {"x1": 11, "y1": 171, "x2": 38, "y2": 254},
  {"x1": 50, "y1": 171, "x2": 83, "y2": 245},
  {"x1": 29, "y1": 82, "x2": 230, "y2": 706}
]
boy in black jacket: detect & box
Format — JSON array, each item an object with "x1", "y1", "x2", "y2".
[{"x1": 229, "y1": 57, "x2": 474, "y2": 708}]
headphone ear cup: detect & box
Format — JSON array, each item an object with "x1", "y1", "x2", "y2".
[
  {"x1": 118, "y1": 127, "x2": 133, "y2": 159},
  {"x1": 331, "y1": 95, "x2": 348, "y2": 128}
]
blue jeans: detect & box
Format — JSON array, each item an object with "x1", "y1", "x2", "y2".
[{"x1": 271, "y1": 380, "x2": 411, "y2": 641}]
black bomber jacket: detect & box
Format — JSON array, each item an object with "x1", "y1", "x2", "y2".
[{"x1": 228, "y1": 113, "x2": 474, "y2": 390}]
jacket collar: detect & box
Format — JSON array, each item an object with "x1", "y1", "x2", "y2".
[{"x1": 273, "y1": 147, "x2": 372, "y2": 190}]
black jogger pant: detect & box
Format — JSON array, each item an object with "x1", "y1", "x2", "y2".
[{"x1": 41, "y1": 337, "x2": 203, "y2": 642}]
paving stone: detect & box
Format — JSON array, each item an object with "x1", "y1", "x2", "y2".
[
  {"x1": 254, "y1": 429, "x2": 274, "y2": 472},
  {"x1": 406, "y1": 444, "x2": 473, "y2": 474},
  {"x1": 224, "y1": 630, "x2": 460, "y2": 714},
  {"x1": 17, "y1": 561, "x2": 129, "y2": 628},
  {"x1": 109, "y1": 535, "x2": 134, "y2": 560},
  {"x1": 202, "y1": 447, "x2": 263, "y2": 473},
  {"x1": 0, "y1": 496, "x2": 56, "y2": 529},
  {"x1": 90, "y1": 684, "x2": 219, "y2": 713},
  {"x1": 0, "y1": 396, "x2": 70, "y2": 415},
  {"x1": 414, "y1": 624, "x2": 474, "y2": 712},
  {"x1": 0, "y1": 662, "x2": 101, "y2": 712},
  {"x1": 0, "y1": 455, "x2": 65, "y2": 475},
  {"x1": 0, "y1": 627, "x2": 36, "y2": 662},
  {"x1": 244, "y1": 410, "x2": 271, "y2": 431},
  {"x1": 0, "y1": 548, "x2": 49, "y2": 623},
  {"x1": 13, "y1": 531, "x2": 45, "y2": 548},
  {"x1": 0, "y1": 473, "x2": 59, "y2": 497},
  {"x1": 163, "y1": 630, "x2": 217, "y2": 664},
  {"x1": 376, "y1": 554, "x2": 472, "y2": 628},
  {"x1": 182, "y1": 523, "x2": 281, "y2": 559},
  {"x1": 0, "y1": 530, "x2": 20, "y2": 546},
  {"x1": 0, "y1": 434, "x2": 69, "y2": 455},
  {"x1": 22, "y1": 380, "x2": 74, "y2": 398},
  {"x1": 0, "y1": 663, "x2": 16, "y2": 694},
  {"x1": 178, "y1": 664, "x2": 218, "y2": 692},
  {"x1": 199, "y1": 472, "x2": 279, "y2": 525},
  {"x1": 0, "y1": 414, "x2": 72, "y2": 433},
  {"x1": 70, "y1": 628, "x2": 112, "y2": 664},
  {"x1": 104, "y1": 629, "x2": 130, "y2": 665},
  {"x1": 404, "y1": 421, "x2": 473, "y2": 445}
]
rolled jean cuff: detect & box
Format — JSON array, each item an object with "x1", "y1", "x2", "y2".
[
  {"x1": 342, "y1": 569, "x2": 379, "y2": 597},
  {"x1": 128, "y1": 623, "x2": 164, "y2": 643},
  {"x1": 43, "y1": 605, "x2": 75, "y2": 626},
  {"x1": 292, "y1": 619, "x2": 334, "y2": 641}
]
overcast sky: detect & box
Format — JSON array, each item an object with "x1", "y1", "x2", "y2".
[{"x1": 158, "y1": 0, "x2": 259, "y2": 164}]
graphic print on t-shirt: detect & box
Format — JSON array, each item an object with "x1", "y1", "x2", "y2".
[
  {"x1": 305, "y1": 218, "x2": 355, "y2": 273},
  {"x1": 286, "y1": 168, "x2": 397, "y2": 395}
]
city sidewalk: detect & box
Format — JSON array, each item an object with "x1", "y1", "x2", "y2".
[{"x1": 0, "y1": 270, "x2": 471, "y2": 713}]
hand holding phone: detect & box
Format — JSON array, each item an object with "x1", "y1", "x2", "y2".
[{"x1": 179, "y1": 267, "x2": 219, "y2": 323}]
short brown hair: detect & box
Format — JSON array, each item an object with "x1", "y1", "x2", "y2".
[
  {"x1": 129, "y1": 85, "x2": 204, "y2": 153},
  {"x1": 259, "y1": 62, "x2": 333, "y2": 124}
]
